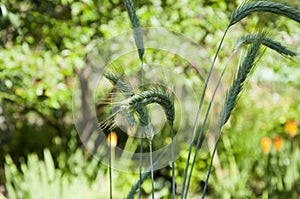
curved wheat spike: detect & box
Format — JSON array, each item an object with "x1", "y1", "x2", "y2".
[
  {"x1": 104, "y1": 72, "x2": 149, "y2": 126},
  {"x1": 104, "y1": 72, "x2": 137, "y2": 126},
  {"x1": 234, "y1": 34, "x2": 297, "y2": 57},
  {"x1": 123, "y1": 90, "x2": 175, "y2": 126},
  {"x1": 230, "y1": 1, "x2": 300, "y2": 27},
  {"x1": 104, "y1": 73, "x2": 135, "y2": 97}
]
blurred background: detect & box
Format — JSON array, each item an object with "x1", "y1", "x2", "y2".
[{"x1": 0, "y1": 0, "x2": 300, "y2": 198}]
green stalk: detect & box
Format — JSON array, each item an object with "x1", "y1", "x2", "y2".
[
  {"x1": 181, "y1": 26, "x2": 230, "y2": 198},
  {"x1": 202, "y1": 34, "x2": 265, "y2": 198}
]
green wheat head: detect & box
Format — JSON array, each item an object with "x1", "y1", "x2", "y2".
[
  {"x1": 104, "y1": 72, "x2": 149, "y2": 126},
  {"x1": 234, "y1": 34, "x2": 297, "y2": 57},
  {"x1": 230, "y1": 1, "x2": 300, "y2": 27},
  {"x1": 123, "y1": 0, "x2": 144, "y2": 60},
  {"x1": 220, "y1": 33, "x2": 265, "y2": 126},
  {"x1": 103, "y1": 73, "x2": 174, "y2": 129},
  {"x1": 104, "y1": 73, "x2": 135, "y2": 97},
  {"x1": 123, "y1": 90, "x2": 175, "y2": 127}
]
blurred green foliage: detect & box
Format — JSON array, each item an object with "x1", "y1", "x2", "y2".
[{"x1": 1, "y1": 0, "x2": 300, "y2": 198}]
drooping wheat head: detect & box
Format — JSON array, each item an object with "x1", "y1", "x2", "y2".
[
  {"x1": 122, "y1": 89, "x2": 175, "y2": 127},
  {"x1": 230, "y1": 1, "x2": 300, "y2": 27}
]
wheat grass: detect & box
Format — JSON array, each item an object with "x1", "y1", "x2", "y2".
[
  {"x1": 234, "y1": 34, "x2": 297, "y2": 57},
  {"x1": 123, "y1": 90, "x2": 175, "y2": 126},
  {"x1": 103, "y1": 73, "x2": 138, "y2": 127},
  {"x1": 104, "y1": 72, "x2": 150, "y2": 126},
  {"x1": 104, "y1": 73, "x2": 135, "y2": 97},
  {"x1": 230, "y1": 1, "x2": 300, "y2": 27},
  {"x1": 123, "y1": 0, "x2": 144, "y2": 61},
  {"x1": 201, "y1": 33, "x2": 265, "y2": 199},
  {"x1": 220, "y1": 33, "x2": 265, "y2": 126}
]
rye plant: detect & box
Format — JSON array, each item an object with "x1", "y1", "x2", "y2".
[{"x1": 100, "y1": 0, "x2": 300, "y2": 198}]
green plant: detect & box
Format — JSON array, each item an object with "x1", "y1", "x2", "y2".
[
  {"x1": 115, "y1": 0, "x2": 300, "y2": 198},
  {"x1": 2, "y1": 0, "x2": 300, "y2": 198}
]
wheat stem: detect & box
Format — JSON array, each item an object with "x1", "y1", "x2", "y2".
[
  {"x1": 149, "y1": 139, "x2": 155, "y2": 199},
  {"x1": 184, "y1": 0, "x2": 300, "y2": 197},
  {"x1": 171, "y1": 126, "x2": 175, "y2": 198},
  {"x1": 181, "y1": 26, "x2": 230, "y2": 198},
  {"x1": 109, "y1": 128, "x2": 113, "y2": 199},
  {"x1": 126, "y1": 171, "x2": 151, "y2": 199},
  {"x1": 138, "y1": 135, "x2": 143, "y2": 199}
]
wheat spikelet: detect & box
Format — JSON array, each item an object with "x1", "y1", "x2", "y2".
[
  {"x1": 123, "y1": 90, "x2": 175, "y2": 126},
  {"x1": 104, "y1": 72, "x2": 149, "y2": 126},
  {"x1": 123, "y1": 0, "x2": 144, "y2": 60},
  {"x1": 104, "y1": 73, "x2": 138, "y2": 126},
  {"x1": 220, "y1": 33, "x2": 265, "y2": 126},
  {"x1": 234, "y1": 34, "x2": 297, "y2": 57},
  {"x1": 230, "y1": 1, "x2": 300, "y2": 27},
  {"x1": 104, "y1": 73, "x2": 135, "y2": 97}
]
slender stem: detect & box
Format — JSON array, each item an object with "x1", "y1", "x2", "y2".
[
  {"x1": 126, "y1": 148, "x2": 170, "y2": 198},
  {"x1": 149, "y1": 139, "x2": 155, "y2": 199},
  {"x1": 109, "y1": 131, "x2": 113, "y2": 199},
  {"x1": 141, "y1": 60, "x2": 144, "y2": 90},
  {"x1": 184, "y1": 59, "x2": 228, "y2": 199},
  {"x1": 138, "y1": 54, "x2": 145, "y2": 199},
  {"x1": 182, "y1": 27, "x2": 230, "y2": 198},
  {"x1": 171, "y1": 125, "x2": 175, "y2": 198},
  {"x1": 138, "y1": 135, "x2": 143, "y2": 199},
  {"x1": 201, "y1": 126, "x2": 222, "y2": 198}
]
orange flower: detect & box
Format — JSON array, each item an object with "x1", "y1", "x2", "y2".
[
  {"x1": 273, "y1": 136, "x2": 283, "y2": 152},
  {"x1": 285, "y1": 120, "x2": 297, "y2": 138},
  {"x1": 261, "y1": 137, "x2": 272, "y2": 155},
  {"x1": 107, "y1": 131, "x2": 118, "y2": 148}
]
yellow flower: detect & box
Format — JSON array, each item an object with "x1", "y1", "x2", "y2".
[
  {"x1": 261, "y1": 137, "x2": 271, "y2": 155},
  {"x1": 273, "y1": 136, "x2": 283, "y2": 152},
  {"x1": 107, "y1": 131, "x2": 118, "y2": 148},
  {"x1": 285, "y1": 120, "x2": 297, "y2": 138}
]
